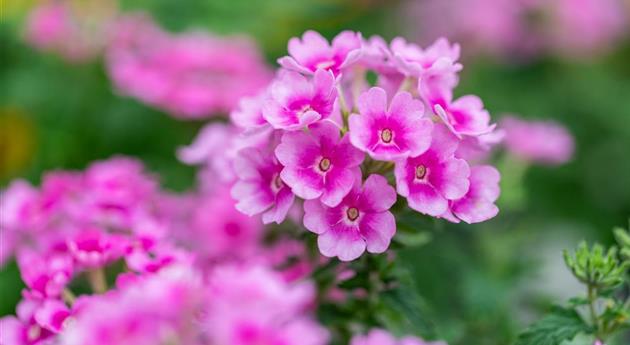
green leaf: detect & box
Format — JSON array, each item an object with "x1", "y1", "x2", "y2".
[{"x1": 515, "y1": 306, "x2": 592, "y2": 345}]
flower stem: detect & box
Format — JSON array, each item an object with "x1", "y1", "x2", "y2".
[
  {"x1": 88, "y1": 268, "x2": 107, "y2": 294},
  {"x1": 62, "y1": 288, "x2": 76, "y2": 306}
]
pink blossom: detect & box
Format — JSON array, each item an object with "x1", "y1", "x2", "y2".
[
  {"x1": 66, "y1": 229, "x2": 128, "y2": 268},
  {"x1": 107, "y1": 14, "x2": 271, "y2": 119},
  {"x1": 25, "y1": 1, "x2": 111, "y2": 62},
  {"x1": 60, "y1": 265, "x2": 206, "y2": 345},
  {"x1": 262, "y1": 69, "x2": 337, "y2": 130},
  {"x1": 443, "y1": 165, "x2": 501, "y2": 224},
  {"x1": 0, "y1": 297, "x2": 58, "y2": 345},
  {"x1": 395, "y1": 125, "x2": 471, "y2": 216},
  {"x1": 206, "y1": 264, "x2": 328, "y2": 345},
  {"x1": 501, "y1": 116, "x2": 574, "y2": 165},
  {"x1": 189, "y1": 187, "x2": 264, "y2": 261},
  {"x1": 303, "y1": 174, "x2": 397, "y2": 261},
  {"x1": 349, "y1": 87, "x2": 433, "y2": 161},
  {"x1": 351, "y1": 329, "x2": 447, "y2": 345},
  {"x1": 275, "y1": 121, "x2": 364, "y2": 207},
  {"x1": 34, "y1": 300, "x2": 71, "y2": 334},
  {"x1": 390, "y1": 37, "x2": 460, "y2": 77},
  {"x1": 278, "y1": 30, "x2": 362, "y2": 75},
  {"x1": 231, "y1": 91, "x2": 269, "y2": 130},
  {"x1": 232, "y1": 146, "x2": 295, "y2": 224},
  {"x1": 433, "y1": 95, "x2": 495, "y2": 138},
  {"x1": 17, "y1": 249, "x2": 74, "y2": 299}
]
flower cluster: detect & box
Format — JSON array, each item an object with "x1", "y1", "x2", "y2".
[
  {"x1": 0, "y1": 157, "x2": 328, "y2": 345},
  {"x1": 218, "y1": 31, "x2": 502, "y2": 261},
  {"x1": 106, "y1": 13, "x2": 272, "y2": 119},
  {"x1": 24, "y1": 0, "x2": 116, "y2": 62},
  {"x1": 406, "y1": 0, "x2": 627, "y2": 59},
  {"x1": 23, "y1": 2, "x2": 271, "y2": 119}
]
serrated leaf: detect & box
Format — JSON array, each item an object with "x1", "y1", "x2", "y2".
[{"x1": 515, "y1": 306, "x2": 592, "y2": 345}]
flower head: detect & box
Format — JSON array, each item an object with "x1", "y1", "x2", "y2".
[
  {"x1": 278, "y1": 30, "x2": 362, "y2": 76},
  {"x1": 501, "y1": 116, "x2": 574, "y2": 165},
  {"x1": 275, "y1": 121, "x2": 364, "y2": 207},
  {"x1": 232, "y1": 146, "x2": 295, "y2": 224},
  {"x1": 395, "y1": 125, "x2": 471, "y2": 216},
  {"x1": 263, "y1": 69, "x2": 337, "y2": 130},
  {"x1": 303, "y1": 174, "x2": 397, "y2": 261},
  {"x1": 349, "y1": 87, "x2": 433, "y2": 161},
  {"x1": 434, "y1": 95, "x2": 495, "y2": 138}
]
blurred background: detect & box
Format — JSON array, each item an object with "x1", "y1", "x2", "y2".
[{"x1": 1, "y1": 1, "x2": 630, "y2": 344}]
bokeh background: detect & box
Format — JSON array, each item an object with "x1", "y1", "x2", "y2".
[{"x1": 1, "y1": 1, "x2": 630, "y2": 344}]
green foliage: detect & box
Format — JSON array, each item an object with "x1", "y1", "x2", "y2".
[
  {"x1": 517, "y1": 224, "x2": 630, "y2": 345},
  {"x1": 514, "y1": 306, "x2": 592, "y2": 345},
  {"x1": 563, "y1": 242, "x2": 627, "y2": 292}
]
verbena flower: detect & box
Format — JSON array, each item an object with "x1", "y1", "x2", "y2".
[
  {"x1": 303, "y1": 175, "x2": 396, "y2": 261},
  {"x1": 275, "y1": 121, "x2": 364, "y2": 207},
  {"x1": 501, "y1": 116, "x2": 574, "y2": 165},
  {"x1": 263, "y1": 69, "x2": 337, "y2": 130},
  {"x1": 349, "y1": 87, "x2": 433, "y2": 161},
  {"x1": 278, "y1": 30, "x2": 362, "y2": 76},
  {"x1": 395, "y1": 125, "x2": 471, "y2": 216},
  {"x1": 442, "y1": 165, "x2": 501, "y2": 224}
]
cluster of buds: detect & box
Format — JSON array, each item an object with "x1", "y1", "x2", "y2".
[{"x1": 225, "y1": 31, "x2": 502, "y2": 261}]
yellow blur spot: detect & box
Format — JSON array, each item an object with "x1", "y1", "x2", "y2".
[{"x1": 0, "y1": 108, "x2": 35, "y2": 180}]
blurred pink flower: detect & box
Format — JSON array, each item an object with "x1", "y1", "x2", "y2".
[
  {"x1": 106, "y1": 14, "x2": 271, "y2": 119},
  {"x1": 501, "y1": 116, "x2": 574, "y2": 165},
  {"x1": 25, "y1": 1, "x2": 113, "y2": 62},
  {"x1": 351, "y1": 329, "x2": 447, "y2": 345},
  {"x1": 406, "y1": 0, "x2": 627, "y2": 59},
  {"x1": 303, "y1": 174, "x2": 397, "y2": 261}
]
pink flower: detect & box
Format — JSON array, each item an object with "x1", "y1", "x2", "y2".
[
  {"x1": 390, "y1": 37, "x2": 460, "y2": 77},
  {"x1": 349, "y1": 87, "x2": 433, "y2": 161},
  {"x1": 278, "y1": 30, "x2": 362, "y2": 76},
  {"x1": 34, "y1": 299, "x2": 71, "y2": 334},
  {"x1": 501, "y1": 116, "x2": 574, "y2": 165},
  {"x1": 303, "y1": 174, "x2": 397, "y2": 261},
  {"x1": 443, "y1": 165, "x2": 501, "y2": 224},
  {"x1": 395, "y1": 125, "x2": 471, "y2": 216},
  {"x1": 206, "y1": 264, "x2": 328, "y2": 345},
  {"x1": 351, "y1": 329, "x2": 448, "y2": 345},
  {"x1": 60, "y1": 265, "x2": 205, "y2": 345},
  {"x1": 189, "y1": 187, "x2": 264, "y2": 261},
  {"x1": 107, "y1": 14, "x2": 271, "y2": 119},
  {"x1": 232, "y1": 147, "x2": 295, "y2": 224},
  {"x1": 66, "y1": 229, "x2": 128, "y2": 268},
  {"x1": 262, "y1": 69, "x2": 337, "y2": 130},
  {"x1": 231, "y1": 91, "x2": 269, "y2": 130},
  {"x1": 17, "y1": 250, "x2": 74, "y2": 299},
  {"x1": 275, "y1": 121, "x2": 364, "y2": 207},
  {"x1": 25, "y1": 1, "x2": 111, "y2": 62},
  {"x1": 433, "y1": 95, "x2": 495, "y2": 138}
]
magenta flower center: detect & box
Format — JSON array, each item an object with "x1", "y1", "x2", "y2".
[
  {"x1": 318, "y1": 157, "x2": 331, "y2": 172},
  {"x1": 380, "y1": 128, "x2": 393, "y2": 143},
  {"x1": 346, "y1": 207, "x2": 360, "y2": 221},
  {"x1": 415, "y1": 165, "x2": 427, "y2": 180},
  {"x1": 297, "y1": 104, "x2": 313, "y2": 117}
]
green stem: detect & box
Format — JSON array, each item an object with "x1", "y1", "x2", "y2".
[
  {"x1": 587, "y1": 284, "x2": 602, "y2": 341},
  {"x1": 88, "y1": 268, "x2": 107, "y2": 294}
]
